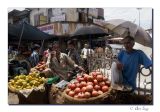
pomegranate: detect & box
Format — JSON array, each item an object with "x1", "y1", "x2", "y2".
[
  {"x1": 99, "y1": 81, "x2": 106, "y2": 87},
  {"x1": 84, "y1": 92, "x2": 91, "y2": 98},
  {"x1": 103, "y1": 76, "x2": 108, "y2": 81},
  {"x1": 74, "y1": 87, "x2": 81, "y2": 94},
  {"x1": 92, "y1": 90, "x2": 99, "y2": 97},
  {"x1": 105, "y1": 81, "x2": 111, "y2": 87},
  {"x1": 84, "y1": 74, "x2": 89, "y2": 81},
  {"x1": 94, "y1": 85, "x2": 101, "y2": 90},
  {"x1": 91, "y1": 72, "x2": 97, "y2": 78},
  {"x1": 76, "y1": 83, "x2": 80, "y2": 88},
  {"x1": 78, "y1": 92, "x2": 84, "y2": 98},
  {"x1": 97, "y1": 75, "x2": 103, "y2": 82},
  {"x1": 81, "y1": 87, "x2": 87, "y2": 92},
  {"x1": 65, "y1": 88, "x2": 71, "y2": 94},
  {"x1": 93, "y1": 79, "x2": 98, "y2": 85},
  {"x1": 86, "y1": 85, "x2": 93, "y2": 92},
  {"x1": 79, "y1": 77, "x2": 84, "y2": 82},
  {"x1": 87, "y1": 82, "x2": 94, "y2": 86},
  {"x1": 87, "y1": 75, "x2": 94, "y2": 82},
  {"x1": 80, "y1": 81, "x2": 87, "y2": 87},
  {"x1": 68, "y1": 91, "x2": 75, "y2": 97},
  {"x1": 96, "y1": 71, "x2": 102, "y2": 75},
  {"x1": 70, "y1": 83, "x2": 76, "y2": 90},
  {"x1": 67, "y1": 83, "x2": 72, "y2": 89},
  {"x1": 102, "y1": 86, "x2": 109, "y2": 92},
  {"x1": 98, "y1": 90, "x2": 103, "y2": 95}
]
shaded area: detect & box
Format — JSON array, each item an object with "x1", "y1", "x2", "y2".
[{"x1": 8, "y1": 22, "x2": 57, "y2": 41}]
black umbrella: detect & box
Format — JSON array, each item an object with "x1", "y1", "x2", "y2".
[{"x1": 71, "y1": 25, "x2": 108, "y2": 38}]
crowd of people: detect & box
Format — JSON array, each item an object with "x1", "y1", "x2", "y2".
[{"x1": 8, "y1": 36, "x2": 152, "y2": 91}]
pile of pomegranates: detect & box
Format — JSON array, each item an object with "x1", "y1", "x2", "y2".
[{"x1": 65, "y1": 71, "x2": 111, "y2": 99}]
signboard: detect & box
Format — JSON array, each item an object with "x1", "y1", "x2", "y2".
[
  {"x1": 40, "y1": 15, "x2": 47, "y2": 25},
  {"x1": 93, "y1": 19, "x2": 105, "y2": 26},
  {"x1": 50, "y1": 14, "x2": 66, "y2": 22},
  {"x1": 38, "y1": 24, "x2": 54, "y2": 34}
]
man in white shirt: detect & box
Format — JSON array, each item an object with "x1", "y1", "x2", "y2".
[{"x1": 81, "y1": 44, "x2": 94, "y2": 73}]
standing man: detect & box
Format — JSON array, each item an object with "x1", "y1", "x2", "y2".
[
  {"x1": 81, "y1": 44, "x2": 94, "y2": 73},
  {"x1": 111, "y1": 36, "x2": 152, "y2": 90},
  {"x1": 67, "y1": 40, "x2": 82, "y2": 65},
  {"x1": 29, "y1": 44, "x2": 40, "y2": 67}
]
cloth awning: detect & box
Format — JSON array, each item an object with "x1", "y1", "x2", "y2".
[{"x1": 8, "y1": 22, "x2": 57, "y2": 40}]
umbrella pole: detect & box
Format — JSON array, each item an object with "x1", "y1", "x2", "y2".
[
  {"x1": 40, "y1": 40, "x2": 45, "y2": 55},
  {"x1": 18, "y1": 23, "x2": 25, "y2": 50}
]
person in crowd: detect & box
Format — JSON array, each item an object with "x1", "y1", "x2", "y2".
[
  {"x1": 81, "y1": 44, "x2": 94, "y2": 72},
  {"x1": 29, "y1": 44, "x2": 40, "y2": 67},
  {"x1": 43, "y1": 45, "x2": 52, "y2": 62},
  {"x1": 67, "y1": 40, "x2": 82, "y2": 65},
  {"x1": 111, "y1": 36, "x2": 152, "y2": 90},
  {"x1": 46, "y1": 41, "x2": 84, "y2": 80}
]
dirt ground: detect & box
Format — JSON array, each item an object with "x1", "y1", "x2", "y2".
[{"x1": 8, "y1": 92, "x2": 19, "y2": 104}]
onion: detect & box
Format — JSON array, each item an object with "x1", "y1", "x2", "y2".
[
  {"x1": 86, "y1": 85, "x2": 93, "y2": 92},
  {"x1": 84, "y1": 92, "x2": 91, "y2": 98},
  {"x1": 92, "y1": 90, "x2": 99, "y2": 97},
  {"x1": 102, "y1": 86, "x2": 109, "y2": 92}
]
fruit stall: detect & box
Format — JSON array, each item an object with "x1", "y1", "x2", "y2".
[{"x1": 8, "y1": 60, "x2": 152, "y2": 104}]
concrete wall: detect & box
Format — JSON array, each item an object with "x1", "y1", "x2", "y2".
[{"x1": 30, "y1": 8, "x2": 48, "y2": 26}]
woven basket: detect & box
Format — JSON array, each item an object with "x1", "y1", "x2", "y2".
[
  {"x1": 63, "y1": 87, "x2": 112, "y2": 104},
  {"x1": 8, "y1": 84, "x2": 48, "y2": 104}
]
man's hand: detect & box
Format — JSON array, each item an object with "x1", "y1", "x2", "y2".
[
  {"x1": 116, "y1": 62, "x2": 123, "y2": 71},
  {"x1": 77, "y1": 66, "x2": 85, "y2": 72}
]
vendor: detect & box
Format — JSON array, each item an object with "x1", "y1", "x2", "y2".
[
  {"x1": 45, "y1": 41, "x2": 84, "y2": 80},
  {"x1": 29, "y1": 44, "x2": 40, "y2": 67},
  {"x1": 111, "y1": 36, "x2": 152, "y2": 90}
]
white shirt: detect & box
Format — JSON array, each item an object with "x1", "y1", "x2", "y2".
[{"x1": 81, "y1": 48, "x2": 94, "y2": 59}]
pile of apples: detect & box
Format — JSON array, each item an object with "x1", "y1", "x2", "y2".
[{"x1": 65, "y1": 71, "x2": 111, "y2": 99}]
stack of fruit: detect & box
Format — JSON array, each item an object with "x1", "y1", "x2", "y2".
[
  {"x1": 65, "y1": 71, "x2": 111, "y2": 99},
  {"x1": 8, "y1": 73, "x2": 46, "y2": 91},
  {"x1": 33, "y1": 61, "x2": 47, "y2": 72}
]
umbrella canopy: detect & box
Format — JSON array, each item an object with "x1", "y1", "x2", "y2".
[
  {"x1": 71, "y1": 25, "x2": 108, "y2": 38},
  {"x1": 8, "y1": 22, "x2": 57, "y2": 40},
  {"x1": 105, "y1": 19, "x2": 152, "y2": 47}
]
